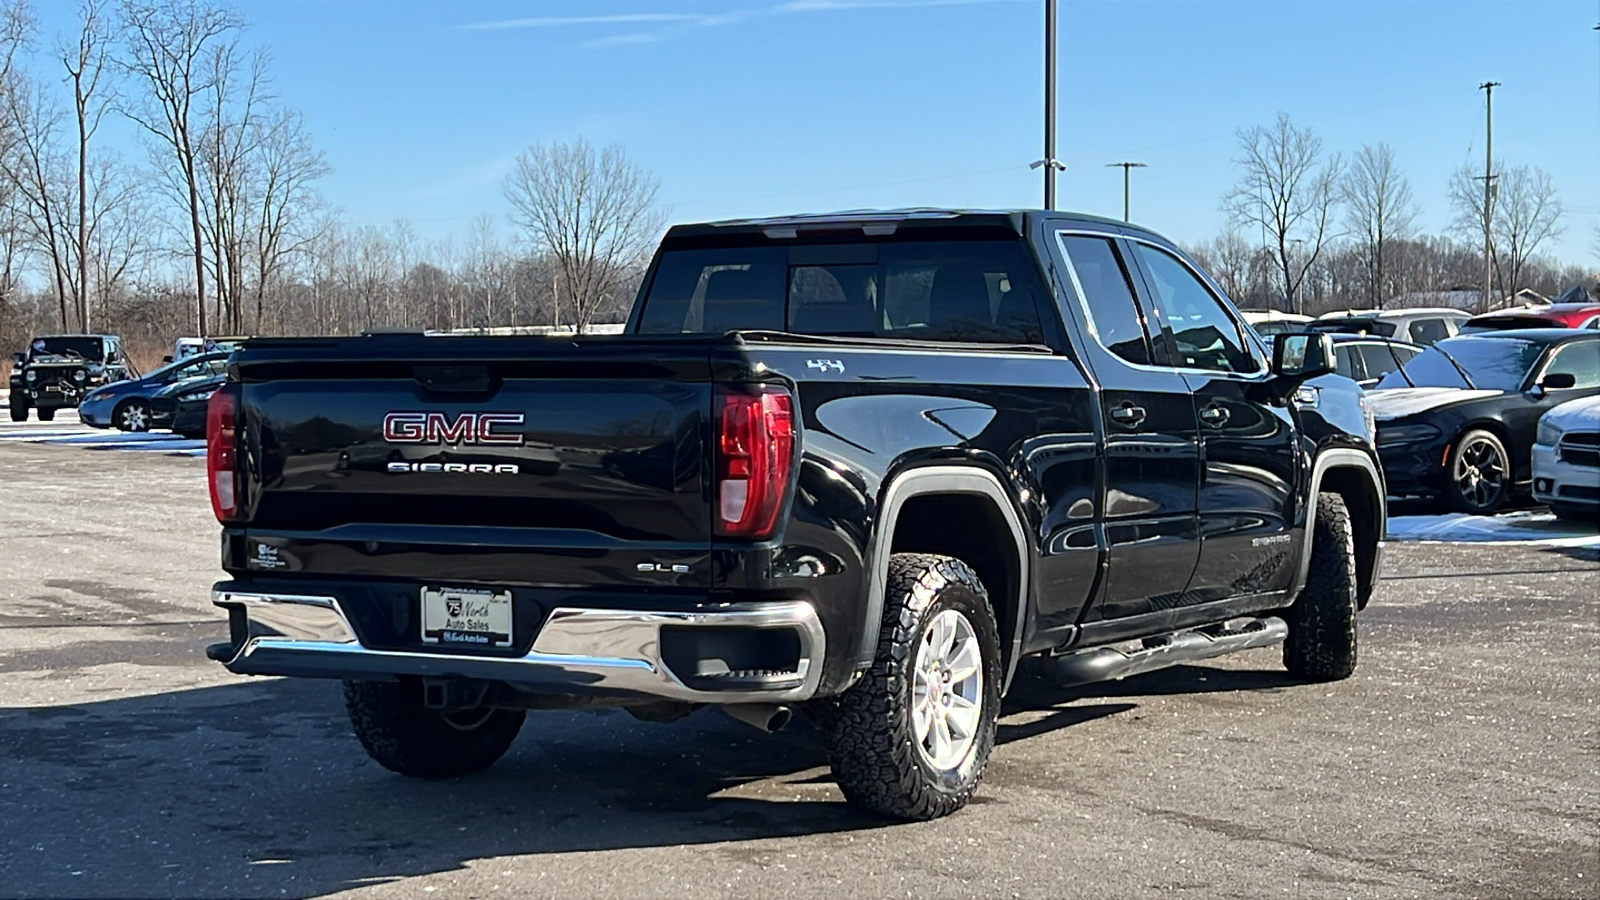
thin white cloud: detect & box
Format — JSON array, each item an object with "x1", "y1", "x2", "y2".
[
  {"x1": 779, "y1": 0, "x2": 1024, "y2": 11},
  {"x1": 460, "y1": 13, "x2": 706, "y2": 32},
  {"x1": 582, "y1": 31, "x2": 671, "y2": 48},
  {"x1": 463, "y1": 0, "x2": 1022, "y2": 45}
]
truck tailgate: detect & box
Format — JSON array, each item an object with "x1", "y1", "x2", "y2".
[{"x1": 232, "y1": 336, "x2": 715, "y2": 588}]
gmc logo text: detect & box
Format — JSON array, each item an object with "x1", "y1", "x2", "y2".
[{"x1": 383, "y1": 411, "x2": 526, "y2": 446}]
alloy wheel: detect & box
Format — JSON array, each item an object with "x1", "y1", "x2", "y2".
[
  {"x1": 911, "y1": 608, "x2": 984, "y2": 771},
  {"x1": 118, "y1": 402, "x2": 150, "y2": 432},
  {"x1": 1454, "y1": 437, "x2": 1505, "y2": 510}
]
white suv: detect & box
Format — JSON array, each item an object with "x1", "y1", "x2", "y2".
[
  {"x1": 1533, "y1": 395, "x2": 1600, "y2": 524},
  {"x1": 1314, "y1": 308, "x2": 1469, "y2": 346}
]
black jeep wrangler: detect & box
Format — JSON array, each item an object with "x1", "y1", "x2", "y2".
[
  {"x1": 9, "y1": 334, "x2": 134, "y2": 422},
  {"x1": 203, "y1": 209, "x2": 1384, "y2": 820}
]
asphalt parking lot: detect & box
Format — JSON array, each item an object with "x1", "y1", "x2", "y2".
[{"x1": 0, "y1": 429, "x2": 1596, "y2": 900}]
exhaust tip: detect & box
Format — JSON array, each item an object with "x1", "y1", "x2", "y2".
[{"x1": 722, "y1": 703, "x2": 792, "y2": 733}]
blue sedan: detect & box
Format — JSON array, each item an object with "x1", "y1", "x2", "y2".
[{"x1": 77, "y1": 352, "x2": 229, "y2": 431}]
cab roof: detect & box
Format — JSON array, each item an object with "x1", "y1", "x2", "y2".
[{"x1": 664, "y1": 208, "x2": 1144, "y2": 241}]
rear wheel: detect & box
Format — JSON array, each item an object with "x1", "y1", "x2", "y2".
[
  {"x1": 819, "y1": 553, "x2": 1001, "y2": 821},
  {"x1": 115, "y1": 400, "x2": 152, "y2": 432},
  {"x1": 1446, "y1": 429, "x2": 1509, "y2": 514},
  {"x1": 1283, "y1": 492, "x2": 1358, "y2": 682},
  {"x1": 36, "y1": 407, "x2": 55, "y2": 422},
  {"x1": 343, "y1": 679, "x2": 525, "y2": 778}
]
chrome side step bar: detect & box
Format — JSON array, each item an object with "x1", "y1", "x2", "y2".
[{"x1": 1052, "y1": 617, "x2": 1289, "y2": 687}]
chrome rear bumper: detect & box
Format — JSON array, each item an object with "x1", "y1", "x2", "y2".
[{"x1": 212, "y1": 589, "x2": 826, "y2": 704}]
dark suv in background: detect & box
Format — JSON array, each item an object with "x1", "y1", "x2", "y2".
[{"x1": 9, "y1": 334, "x2": 135, "y2": 422}]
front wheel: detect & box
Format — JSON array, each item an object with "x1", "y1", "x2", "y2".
[
  {"x1": 1283, "y1": 492, "x2": 1358, "y2": 682},
  {"x1": 1446, "y1": 429, "x2": 1509, "y2": 514},
  {"x1": 8, "y1": 401, "x2": 25, "y2": 422},
  {"x1": 343, "y1": 679, "x2": 525, "y2": 778},
  {"x1": 115, "y1": 400, "x2": 152, "y2": 432},
  {"x1": 819, "y1": 553, "x2": 1002, "y2": 821}
]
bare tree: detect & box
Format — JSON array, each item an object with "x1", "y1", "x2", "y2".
[
  {"x1": 1223, "y1": 113, "x2": 1342, "y2": 314},
  {"x1": 119, "y1": 0, "x2": 243, "y2": 336},
  {"x1": 1186, "y1": 230, "x2": 1255, "y2": 304},
  {"x1": 1451, "y1": 162, "x2": 1564, "y2": 308},
  {"x1": 1489, "y1": 165, "x2": 1563, "y2": 305},
  {"x1": 60, "y1": 0, "x2": 111, "y2": 331},
  {"x1": 246, "y1": 106, "x2": 325, "y2": 331},
  {"x1": 0, "y1": 0, "x2": 30, "y2": 321},
  {"x1": 503, "y1": 137, "x2": 663, "y2": 333},
  {"x1": 1340, "y1": 143, "x2": 1417, "y2": 308},
  {"x1": 0, "y1": 73, "x2": 72, "y2": 329},
  {"x1": 196, "y1": 44, "x2": 267, "y2": 334}
]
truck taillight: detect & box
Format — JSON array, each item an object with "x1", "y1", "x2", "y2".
[
  {"x1": 715, "y1": 385, "x2": 795, "y2": 539},
  {"x1": 206, "y1": 384, "x2": 241, "y2": 522}
]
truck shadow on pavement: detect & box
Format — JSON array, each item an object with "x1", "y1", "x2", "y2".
[{"x1": 0, "y1": 661, "x2": 1287, "y2": 898}]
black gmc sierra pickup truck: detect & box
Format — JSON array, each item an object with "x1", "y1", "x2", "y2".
[{"x1": 204, "y1": 209, "x2": 1384, "y2": 820}]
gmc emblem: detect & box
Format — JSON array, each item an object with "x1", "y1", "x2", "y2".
[{"x1": 383, "y1": 411, "x2": 525, "y2": 446}]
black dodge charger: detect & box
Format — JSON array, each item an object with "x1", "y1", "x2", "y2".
[{"x1": 1369, "y1": 329, "x2": 1600, "y2": 513}]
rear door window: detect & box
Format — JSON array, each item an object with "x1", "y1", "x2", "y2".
[
  {"x1": 636, "y1": 240, "x2": 1046, "y2": 344},
  {"x1": 1334, "y1": 345, "x2": 1360, "y2": 380},
  {"x1": 1355, "y1": 343, "x2": 1404, "y2": 382},
  {"x1": 1057, "y1": 235, "x2": 1155, "y2": 366}
]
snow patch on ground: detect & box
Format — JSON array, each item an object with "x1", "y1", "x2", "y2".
[{"x1": 1387, "y1": 510, "x2": 1599, "y2": 547}]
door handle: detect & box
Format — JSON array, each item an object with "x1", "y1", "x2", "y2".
[
  {"x1": 1109, "y1": 403, "x2": 1146, "y2": 428},
  {"x1": 1200, "y1": 404, "x2": 1231, "y2": 427}
]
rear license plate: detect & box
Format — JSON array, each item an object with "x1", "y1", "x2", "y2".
[{"x1": 420, "y1": 586, "x2": 513, "y2": 648}]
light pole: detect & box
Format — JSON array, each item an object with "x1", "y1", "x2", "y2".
[
  {"x1": 1032, "y1": 0, "x2": 1065, "y2": 208},
  {"x1": 1476, "y1": 81, "x2": 1501, "y2": 310},
  {"x1": 1106, "y1": 162, "x2": 1146, "y2": 221}
]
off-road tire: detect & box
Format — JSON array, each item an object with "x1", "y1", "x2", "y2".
[
  {"x1": 1445, "y1": 429, "x2": 1509, "y2": 514},
  {"x1": 36, "y1": 407, "x2": 54, "y2": 422},
  {"x1": 820, "y1": 553, "x2": 1002, "y2": 821},
  {"x1": 115, "y1": 400, "x2": 151, "y2": 432},
  {"x1": 343, "y1": 679, "x2": 525, "y2": 778},
  {"x1": 1283, "y1": 491, "x2": 1358, "y2": 681},
  {"x1": 8, "y1": 401, "x2": 24, "y2": 422}
]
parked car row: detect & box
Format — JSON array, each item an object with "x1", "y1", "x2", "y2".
[{"x1": 1241, "y1": 299, "x2": 1600, "y2": 520}]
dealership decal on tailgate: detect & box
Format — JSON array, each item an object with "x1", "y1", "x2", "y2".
[{"x1": 421, "y1": 586, "x2": 513, "y2": 647}]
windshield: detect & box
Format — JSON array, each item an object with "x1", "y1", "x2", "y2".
[
  {"x1": 28, "y1": 336, "x2": 104, "y2": 361},
  {"x1": 1376, "y1": 337, "x2": 1542, "y2": 392},
  {"x1": 636, "y1": 239, "x2": 1047, "y2": 344}
]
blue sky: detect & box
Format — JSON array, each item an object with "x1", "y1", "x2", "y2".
[{"x1": 33, "y1": 0, "x2": 1600, "y2": 263}]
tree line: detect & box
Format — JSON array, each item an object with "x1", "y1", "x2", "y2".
[{"x1": 1197, "y1": 112, "x2": 1588, "y2": 316}]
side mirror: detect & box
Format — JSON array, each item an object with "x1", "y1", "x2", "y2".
[
  {"x1": 11, "y1": 352, "x2": 24, "y2": 364},
  {"x1": 1272, "y1": 332, "x2": 1335, "y2": 380},
  {"x1": 1538, "y1": 372, "x2": 1577, "y2": 393},
  {"x1": 162, "y1": 355, "x2": 174, "y2": 363}
]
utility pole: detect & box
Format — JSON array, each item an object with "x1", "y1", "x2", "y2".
[
  {"x1": 1031, "y1": 0, "x2": 1065, "y2": 208},
  {"x1": 1476, "y1": 81, "x2": 1501, "y2": 310},
  {"x1": 1106, "y1": 162, "x2": 1147, "y2": 221}
]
